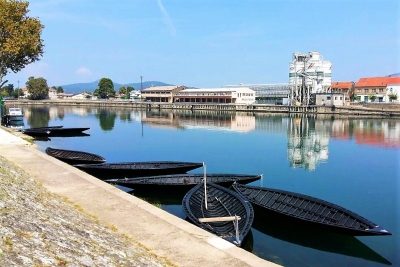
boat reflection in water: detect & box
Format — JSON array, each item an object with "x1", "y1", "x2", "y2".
[
  {"x1": 2, "y1": 120, "x2": 25, "y2": 130},
  {"x1": 32, "y1": 133, "x2": 90, "y2": 142},
  {"x1": 250, "y1": 209, "x2": 391, "y2": 266}
]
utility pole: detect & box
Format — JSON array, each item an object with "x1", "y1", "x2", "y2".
[
  {"x1": 17, "y1": 80, "x2": 19, "y2": 101},
  {"x1": 140, "y1": 76, "x2": 143, "y2": 90}
]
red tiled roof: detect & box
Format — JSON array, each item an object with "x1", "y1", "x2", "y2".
[
  {"x1": 355, "y1": 77, "x2": 400, "y2": 87},
  {"x1": 331, "y1": 82, "x2": 353, "y2": 89}
]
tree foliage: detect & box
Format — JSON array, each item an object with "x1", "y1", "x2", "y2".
[
  {"x1": 56, "y1": 86, "x2": 64, "y2": 93},
  {"x1": 0, "y1": 0, "x2": 45, "y2": 88},
  {"x1": 12, "y1": 88, "x2": 23, "y2": 98},
  {"x1": 369, "y1": 94, "x2": 377, "y2": 102},
  {"x1": 388, "y1": 93, "x2": 398, "y2": 101},
  {"x1": 26, "y1": 76, "x2": 48, "y2": 100},
  {"x1": 97, "y1": 78, "x2": 115, "y2": 98},
  {"x1": 0, "y1": 83, "x2": 13, "y2": 96},
  {"x1": 119, "y1": 86, "x2": 127, "y2": 95}
]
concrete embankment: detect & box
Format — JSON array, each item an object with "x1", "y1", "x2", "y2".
[
  {"x1": 0, "y1": 127, "x2": 280, "y2": 267},
  {"x1": 5, "y1": 99, "x2": 400, "y2": 117}
]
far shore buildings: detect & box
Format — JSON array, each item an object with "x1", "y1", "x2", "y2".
[
  {"x1": 354, "y1": 77, "x2": 400, "y2": 103},
  {"x1": 141, "y1": 85, "x2": 256, "y2": 105}
]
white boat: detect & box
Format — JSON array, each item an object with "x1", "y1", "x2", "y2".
[{"x1": 4, "y1": 107, "x2": 24, "y2": 122}]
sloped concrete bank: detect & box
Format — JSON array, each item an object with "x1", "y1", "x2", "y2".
[{"x1": 0, "y1": 127, "x2": 280, "y2": 267}]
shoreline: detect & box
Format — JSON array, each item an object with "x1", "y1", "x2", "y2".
[{"x1": 4, "y1": 99, "x2": 400, "y2": 118}]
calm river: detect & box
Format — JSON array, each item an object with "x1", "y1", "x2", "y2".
[{"x1": 15, "y1": 105, "x2": 400, "y2": 267}]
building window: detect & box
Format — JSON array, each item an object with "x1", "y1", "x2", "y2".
[
  {"x1": 364, "y1": 89, "x2": 369, "y2": 93},
  {"x1": 327, "y1": 96, "x2": 331, "y2": 100}
]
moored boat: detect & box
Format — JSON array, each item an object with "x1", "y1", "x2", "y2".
[
  {"x1": 45, "y1": 147, "x2": 106, "y2": 165},
  {"x1": 74, "y1": 161, "x2": 204, "y2": 179},
  {"x1": 3, "y1": 107, "x2": 23, "y2": 123},
  {"x1": 104, "y1": 173, "x2": 262, "y2": 192},
  {"x1": 182, "y1": 181, "x2": 254, "y2": 246},
  {"x1": 231, "y1": 183, "x2": 391, "y2": 236},
  {"x1": 23, "y1": 127, "x2": 90, "y2": 137}
]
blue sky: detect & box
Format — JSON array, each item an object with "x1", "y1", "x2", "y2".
[{"x1": 6, "y1": 0, "x2": 400, "y2": 89}]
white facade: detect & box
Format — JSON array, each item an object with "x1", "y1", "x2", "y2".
[
  {"x1": 289, "y1": 51, "x2": 332, "y2": 105},
  {"x1": 71, "y1": 93, "x2": 89, "y2": 99},
  {"x1": 130, "y1": 90, "x2": 142, "y2": 100},
  {"x1": 176, "y1": 87, "x2": 256, "y2": 104},
  {"x1": 385, "y1": 84, "x2": 400, "y2": 103},
  {"x1": 48, "y1": 87, "x2": 58, "y2": 99}
]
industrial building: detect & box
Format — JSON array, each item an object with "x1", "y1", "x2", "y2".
[
  {"x1": 174, "y1": 87, "x2": 256, "y2": 104},
  {"x1": 224, "y1": 83, "x2": 290, "y2": 104},
  {"x1": 289, "y1": 51, "x2": 332, "y2": 106}
]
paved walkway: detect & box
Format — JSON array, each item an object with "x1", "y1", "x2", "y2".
[{"x1": 0, "y1": 127, "x2": 280, "y2": 267}]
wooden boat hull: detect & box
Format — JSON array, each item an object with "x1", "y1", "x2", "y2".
[
  {"x1": 104, "y1": 173, "x2": 261, "y2": 192},
  {"x1": 45, "y1": 147, "x2": 106, "y2": 165},
  {"x1": 231, "y1": 183, "x2": 391, "y2": 236},
  {"x1": 74, "y1": 161, "x2": 204, "y2": 179},
  {"x1": 182, "y1": 182, "x2": 254, "y2": 246},
  {"x1": 23, "y1": 127, "x2": 90, "y2": 137}
]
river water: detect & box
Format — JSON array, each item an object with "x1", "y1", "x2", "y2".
[{"x1": 14, "y1": 105, "x2": 400, "y2": 267}]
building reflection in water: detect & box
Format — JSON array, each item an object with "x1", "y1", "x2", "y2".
[
  {"x1": 141, "y1": 109, "x2": 256, "y2": 133},
  {"x1": 20, "y1": 106, "x2": 400, "y2": 172},
  {"x1": 287, "y1": 115, "x2": 330, "y2": 171}
]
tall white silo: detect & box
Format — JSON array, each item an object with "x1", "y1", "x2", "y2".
[{"x1": 289, "y1": 51, "x2": 332, "y2": 106}]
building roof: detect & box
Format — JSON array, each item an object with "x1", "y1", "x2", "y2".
[
  {"x1": 142, "y1": 85, "x2": 184, "y2": 92},
  {"x1": 355, "y1": 77, "x2": 400, "y2": 87},
  {"x1": 331, "y1": 82, "x2": 353, "y2": 89},
  {"x1": 180, "y1": 87, "x2": 252, "y2": 93}
]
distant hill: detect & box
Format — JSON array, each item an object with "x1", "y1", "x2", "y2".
[
  {"x1": 60, "y1": 80, "x2": 173, "y2": 94},
  {"x1": 387, "y1": 73, "x2": 400, "y2": 77}
]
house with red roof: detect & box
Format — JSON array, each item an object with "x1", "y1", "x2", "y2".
[
  {"x1": 355, "y1": 77, "x2": 400, "y2": 103},
  {"x1": 331, "y1": 81, "x2": 355, "y2": 101}
]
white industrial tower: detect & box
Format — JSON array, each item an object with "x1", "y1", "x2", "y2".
[{"x1": 289, "y1": 51, "x2": 332, "y2": 106}]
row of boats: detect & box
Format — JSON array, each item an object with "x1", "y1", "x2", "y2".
[{"x1": 44, "y1": 146, "x2": 392, "y2": 247}]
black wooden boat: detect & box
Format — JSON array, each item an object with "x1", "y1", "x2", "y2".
[
  {"x1": 45, "y1": 147, "x2": 106, "y2": 165},
  {"x1": 23, "y1": 127, "x2": 90, "y2": 137},
  {"x1": 182, "y1": 181, "x2": 254, "y2": 246},
  {"x1": 104, "y1": 173, "x2": 262, "y2": 192},
  {"x1": 231, "y1": 183, "x2": 391, "y2": 236},
  {"x1": 74, "y1": 161, "x2": 204, "y2": 179}
]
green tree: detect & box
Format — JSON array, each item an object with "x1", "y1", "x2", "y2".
[
  {"x1": 349, "y1": 91, "x2": 357, "y2": 102},
  {"x1": 388, "y1": 93, "x2": 398, "y2": 102},
  {"x1": 369, "y1": 94, "x2": 377, "y2": 102},
  {"x1": 56, "y1": 86, "x2": 64, "y2": 93},
  {"x1": 126, "y1": 86, "x2": 134, "y2": 99},
  {"x1": 0, "y1": 0, "x2": 44, "y2": 89},
  {"x1": 97, "y1": 78, "x2": 115, "y2": 99},
  {"x1": 3, "y1": 84, "x2": 14, "y2": 96},
  {"x1": 119, "y1": 86, "x2": 127, "y2": 96},
  {"x1": 12, "y1": 88, "x2": 23, "y2": 98},
  {"x1": 26, "y1": 76, "x2": 48, "y2": 100},
  {"x1": 0, "y1": 89, "x2": 7, "y2": 96}
]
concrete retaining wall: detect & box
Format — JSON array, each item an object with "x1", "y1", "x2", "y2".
[{"x1": 4, "y1": 100, "x2": 400, "y2": 118}]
